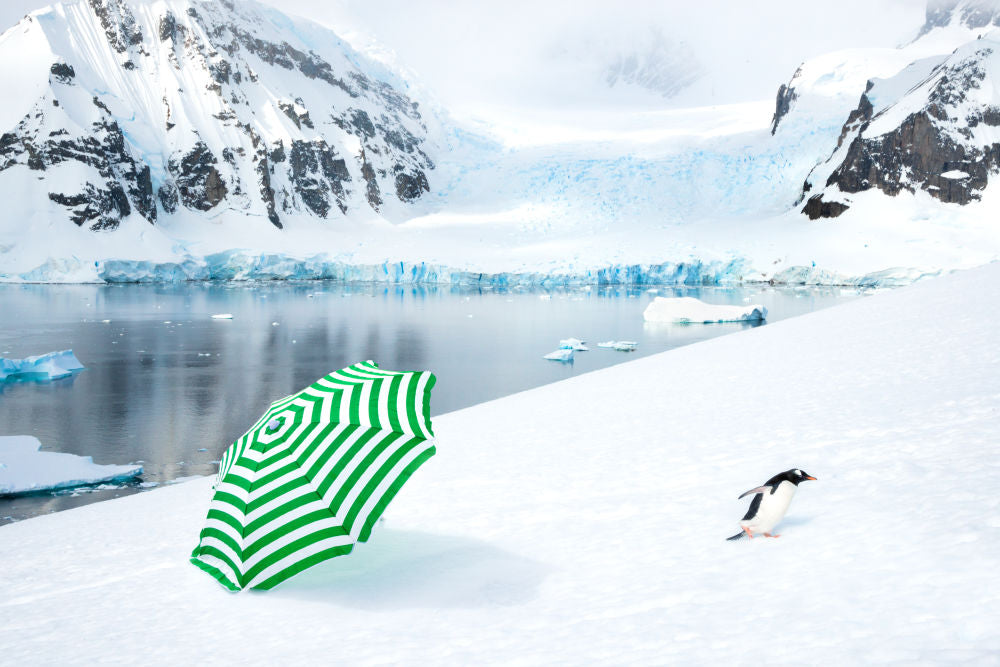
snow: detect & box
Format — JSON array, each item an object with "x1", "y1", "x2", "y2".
[
  {"x1": 941, "y1": 170, "x2": 971, "y2": 180},
  {"x1": 0, "y1": 435, "x2": 142, "y2": 495},
  {"x1": 1, "y1": 264, "x2": 998, "y2": 662},
  {"x1": 0, "y1": 349, "x2": 84, "y2": 381},
  {"x1": 643, "y1": 296, "x2": 766, "y2": 324},
  {"x1": 543, "y1": 348, "x2": 574, "y2": 362}
]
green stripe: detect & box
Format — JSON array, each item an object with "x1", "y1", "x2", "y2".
[
  {"x1": 243, "y1": 509, "x2": 348, "y2": 560},
  {"x1": 243, "y1": 527, "x2": 353, "y2": 584},
  {"x1": 252, "y1": 544, "x2": 355, "y2": 591},
  {"x1": 343, "y1": 436, "x2": 419, "y2": 535},
  {"x1": 358, "y1": 445, "x2": 436, "y2": 542},
  {"x1": 330, "y1": 431, "x2": 403, "y2": 516}
]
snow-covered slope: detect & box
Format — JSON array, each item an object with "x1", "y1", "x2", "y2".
[
  {"x1": 0, "y1": 0, "x2": 439, "y2": 238},
  {"x1": 2, "y1": 260, "x2": 998, "y2": 663}
]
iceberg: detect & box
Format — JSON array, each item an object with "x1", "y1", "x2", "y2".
[
  {"x1": 0, "y1": 435, "x2": 142, "y2": 495},
  {"x1": 559, "y1": 338, "x2": 588, "y2": 351},
  {"x1": 643, "y1": 297, "x2": 766, "y2": 324},
  {"x1": 0, "y1": 349, "x2": 85, "y2": 382},
  {"x1": 544, "y1": 348, "x2": 574, "y2": 362},
  {"x1": 598, "y1": 341, "x2": 638, "y2": 351}
]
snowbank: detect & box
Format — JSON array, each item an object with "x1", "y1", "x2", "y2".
[
  {"x1": 0, "y1": 436, "x2": 142, "y2": 495},
  {"x1": 643, "y1": 296, "x2": 766, "y2": 323},
  {"x1": 1, "y1": 264, "x2": 999, "y2": 663},
  {"x1": 0, "y1": 349, "x2": 84, "y2": 382}
]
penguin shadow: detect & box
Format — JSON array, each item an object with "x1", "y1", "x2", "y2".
[
  {"x1": 267, "y1": 527, "x2": 551, "y2": 610},
  {"x1": 776, "y1": 515, "x2": 814, "y2": 529}
]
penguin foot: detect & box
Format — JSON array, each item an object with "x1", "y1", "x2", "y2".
[
  {"x1": 763, "y1": 533, "x2": 781, "y2": 538},
  {"x1": 743, "y1": 526, "x2": 753, "y2": 540}
]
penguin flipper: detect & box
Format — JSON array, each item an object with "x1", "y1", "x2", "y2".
[
  {"x1": 738, "y1": 485, "x2": 770, "y2": 499},
  {"x1": 726, "y1": 531, "x2": 746, "y2": 541}
]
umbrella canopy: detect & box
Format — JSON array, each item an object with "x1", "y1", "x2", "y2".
[{"x1": 190, "y1": 361, "x2": 436, "y2": 591}]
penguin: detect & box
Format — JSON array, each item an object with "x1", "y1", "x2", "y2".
[{"x1": 726, "y1": 469, "x2": 816, "y2": 540}]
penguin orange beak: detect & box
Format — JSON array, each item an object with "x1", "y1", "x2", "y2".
[{"x1": 805, "y1": 475, "x2": 817, "y2": 480}]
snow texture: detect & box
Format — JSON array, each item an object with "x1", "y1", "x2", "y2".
[
  {"x1": 1, "y1": 264, "x2": 998, "y2": 663},
  {"x1": 558, "y1": 337, "x2": 588, "y2": 351},
  {"x1": 0, "y1": 349, "x2": 84, "y2": 381},
  {"x1": 0, "y1": 435, "x2": 141, "y2": 495},
  {"x1": 642, "y1": 296, "x2": 766, "y2": 323}
]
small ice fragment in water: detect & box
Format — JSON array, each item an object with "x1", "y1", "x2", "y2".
[
  {"x1": 544, "y1": 348, "x2": 574, "y2": 362},
  {"x1": 211, "y1": 313, "x2": 233, "y2": 319},
  {"x1": 559, "y1": 337, "x2": 588, "y2": 351},
  {"x1": 102, "y1": 319, "x2": 111, "y2": 323},
  {"x1": 597, "y1": 341, "x2": 637, "y2": 351},
  {"x1": 271, "y1": 322, "x2": 279, "y2": 326},
  {"x1": 197, "y1": 448, "x2": 208, "y2": 452}
]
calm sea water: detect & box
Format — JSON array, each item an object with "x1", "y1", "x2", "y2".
[{"x1": 0, "y1": 281, "x2": 864, "y2": 522}]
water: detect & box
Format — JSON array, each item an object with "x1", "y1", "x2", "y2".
[{"x1": 0, "y1": 282, "x2": 864, "y2": 523}]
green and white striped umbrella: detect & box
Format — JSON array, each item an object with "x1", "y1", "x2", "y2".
[{"x1": 190, "y1": 361, "x2": 436, "y2": 591}]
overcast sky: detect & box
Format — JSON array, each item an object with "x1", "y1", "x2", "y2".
[{"x1": 0, "y1": 0, "x2": 928, "y2": 114}]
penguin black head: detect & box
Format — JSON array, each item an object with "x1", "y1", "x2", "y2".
[{"x1": 783, "y1": 468, "x2": 817, "y2": 485}]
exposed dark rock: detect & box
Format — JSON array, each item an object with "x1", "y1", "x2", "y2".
[
  {"x1": 49, "y1": 182, "x2": 131, "y2": 230},
  {"x1": 770, "y1": 79, "x2": 799, "y2": 135},
  {"x1": 278, "y1": 100, "x2": 313, "y2": 130},
  {"x1": 288, "y1": 139, "x2": 351, "y2": 217},
  {"x1": 209, "y1": 59, "x2": 231, "y2": 85},
  {"x1": 351, "y1": 109, "x2": 376, "y2": 138},
  {"x1": 159, "y1": 12, "x2": 176, "y2": 42},
  {"x1": 359, "y1": 147, "x2": 381, "y2": 210},
  {"x1": 256, "y1": 157, "x2": 281, "y2": 228},
  {"x1": 49, "y1": 62, "x2": 76, "y2": 84},
  {"x1": 916, "y1": 1, "x2": 1000, "y2": 40},
  {"x1": 158, "y1": 182, "x2": 178, "y2": 213},
  {"x1": 170, "y1": 142, "x2": 228, "y2": 211},
  {"x1": 88, "y1": 0, "x2": 143, "y2": 54},
  {"x1": 802, "y1": 195, "x2": 849, "y2": 220},
  {"x1": 395, "y1": 170, "x2": 429, "y2": 202}
]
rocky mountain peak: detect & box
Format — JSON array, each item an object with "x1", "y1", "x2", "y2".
[{"x1": 0, "y1": 0, "x2": 439, "y2": 233}]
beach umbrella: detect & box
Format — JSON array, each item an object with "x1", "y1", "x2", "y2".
[{"x1": 190, "y1": 361, "x2": 436, "y2": 591}]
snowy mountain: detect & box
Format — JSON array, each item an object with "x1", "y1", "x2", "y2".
[
  {"x1": 0, "y1": 0, "x2": 437, "y2": 234},
  {"x1": 802, "y1": 35, "x2": 1000, "y2": 218}
]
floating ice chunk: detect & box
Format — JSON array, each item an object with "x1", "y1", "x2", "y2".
[
  {"x1": 211, "y1": 313, "x2": 233, "y2": 319},
  {"x1": 643, "y1": 296, "x2": 766, "y2": 324},
  {"x1": 559, "y1": 337, "x2": 588, "y2": 351},
  {"x1": 0, "y1": 435, "x2": 142, "y2": 495},
  {"x1": 271, "y1": 322, "x2": 279, "y2": 326},
  {"x1": 544, "y1": 348, "x2": 574, "y2": 362},
  {"x1": 0, "y1": 350, "x2": 85, "y2": 382},
  {"x1": 597, "y1": 341, "x2": 638, "y2": 351}
]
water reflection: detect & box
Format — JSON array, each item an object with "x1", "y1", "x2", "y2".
[{"x1": 0, "y1": 281, "x2": 865, "y2": 522}]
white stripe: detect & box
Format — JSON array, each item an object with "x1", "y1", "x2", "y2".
[
  {"x1": 193, "y1": 551, "x2": 241, "y2": 587},
  {"x1": 307, "y1": 425, "x2": 371, "y2": 513},
  {"x1": 197, "y1": 537, "x2": 244, "y2": 578},
  {"x1": 203, "y1": 515, "x2": 246, "y2": 550},
  {"x1": 244, "y1": 486, "x2": 325, "y2": 525},
  {"x1": 376, "y1": 375, "x2": 391, "y2": 432},
  {"x1": 395, "y1": 372, "x2": 412, "y2": 434},
  {"x1": 243, "y1": 496, "x2": 334, "y2": 540},
  {"x1": 414, "y1": 372, "x2": 433, "y2": 439},
  {"x1": 321, "y1": 429, "x2": 396, "y2": 509},
  {"x1": 359, "y1": 379, "x2": 373, "y2": 427},
  {"x1": 212, "y1": 481, "x2": 250, "y2": 504},
  {"x1": 245, "y1": 535, "x2": 356, "y2": 588},
  {"x1": 350, "y1": 440, "x2": 433, "y2": 540},
  {"x1": 298, "y1": 422, "x2": 351, "y2": 478},
  {"x1": 339, "y1": 434, "x2": 417, "y2": 531},
  {"x1": 242, "y1": 516, "x2": 351, "y2": 571}
]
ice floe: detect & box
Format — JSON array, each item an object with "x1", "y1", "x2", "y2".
[
  {"x1": 643, "y1": 296, "x2": 766, "y2": 324},
  {"x1": 0, "y1": 435, "x2": 142, "y2": 495},
  {"x1": 210, "y1": 313, "x2": 233, "y2": 320},
  {"x1": 559, "y1": 338, "x2": 589, "y2": 351},
  {"x1": 544, "y1": 348, "x2": 574, "y2": 362},
  {"x1": 597, "y1": 340, "x2": 638, "y2": 351},
  {"x1": 0, "y1": 350, "x2": 85, "y2": 382}
]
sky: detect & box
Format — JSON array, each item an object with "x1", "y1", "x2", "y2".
[{"x1": 0, "y1": 0, "x2": 928, "y2": 117}]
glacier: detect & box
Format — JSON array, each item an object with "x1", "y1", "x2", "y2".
[{"x1": 0, "y1": 350, "x2": 85, "y2": 382}]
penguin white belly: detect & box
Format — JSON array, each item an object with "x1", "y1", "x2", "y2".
[{"x1": 740, "y1": 481, "x2": 797, "y2": 534}]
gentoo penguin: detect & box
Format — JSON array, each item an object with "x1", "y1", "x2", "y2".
[{"x1": 726, "y1": 469, "x2": 816, "y2": 540}]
